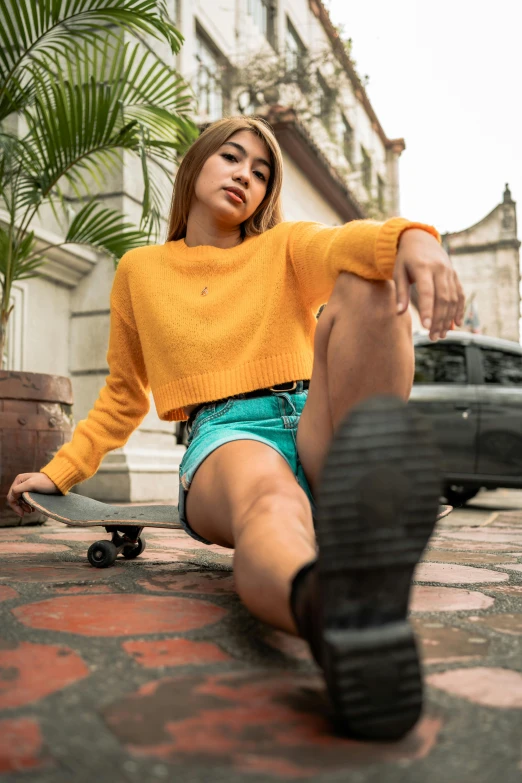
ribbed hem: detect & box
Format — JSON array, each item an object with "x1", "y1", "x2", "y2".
[
  {"x1": 40, "y1": 458, "x2": 86, "y2": 496},
  {"x1": 375, "y1": 218, "x2": 441, "y2": 279},
  {"x1": 156, "y1": 352, "x2": 314, "y2": 422}
]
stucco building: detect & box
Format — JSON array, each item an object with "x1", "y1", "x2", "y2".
[{"x1": 4, "y1": 0, "x2": 407, "y2": 502}]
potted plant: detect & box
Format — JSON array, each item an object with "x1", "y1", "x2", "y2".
[{"x1": 0, "y1": 0, "x2": 197, "y2": 524}]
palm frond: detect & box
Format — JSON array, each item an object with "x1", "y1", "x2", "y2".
[
  {"x1": 64, "y1": 199, "x2": 149, "y2": 258},
  {"x1": 0, "y1": 3, "x2": 196, "y2": 300},
  {"x1": 135, "y1": 149, "x2": 173, "y2": 238},
  {"x1": 9, "y1": 39, "x2": 195, "y2": 230},
  {"x1": 0, "y1": 226, "x2": 43, "y2": 280},
  {"x1": 0, "y1": 0, "x2": 183, "y2": 121},
  {"x1": 0, "y1": 132, "x2": 43, "y2": 214}
]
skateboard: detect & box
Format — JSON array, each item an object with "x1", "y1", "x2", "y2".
[
  {"x1": 23, "y1": 491, "x2": 181, "y2": 569},
  {"x1": 22, "y1": 491, "x2": 453, "y2": 569}
]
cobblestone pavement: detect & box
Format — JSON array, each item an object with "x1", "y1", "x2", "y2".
[{"x1": 2, "y1": 489, "x2": 522, "y2": 782}]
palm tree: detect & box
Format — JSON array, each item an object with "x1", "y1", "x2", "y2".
[{"x1": 0, "y1": 0, "x2": 198, "y2": 365}]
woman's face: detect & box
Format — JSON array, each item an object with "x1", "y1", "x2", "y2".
[{"x1": 192, "y1": 130, "x2": 272, "y2": 228}]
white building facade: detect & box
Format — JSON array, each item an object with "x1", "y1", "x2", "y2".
[
  {"x1": 180, "y1": 0, "x2": 404, "y2": 223},
  {"x1": 5, "y1": 0, "x2": 407, "y2": 502}
]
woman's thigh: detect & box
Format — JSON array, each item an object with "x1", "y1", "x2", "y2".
[{"x1": 185, "y1": 439, "x2": 314, "y2": 548}]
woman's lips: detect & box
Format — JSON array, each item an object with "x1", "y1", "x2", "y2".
[{"x1": 224, "y1": 188, "x2": 244, "y2": 204}]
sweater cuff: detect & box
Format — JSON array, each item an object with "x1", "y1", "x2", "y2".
[
  {"x1": 40, "y1": 457, "x2": 84, "y2": 496},
  {"x1": 375, "y1": 218, "x2": 441, "y2": 278}
]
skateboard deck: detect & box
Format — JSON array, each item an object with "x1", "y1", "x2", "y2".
[
  {"x1": 23, "y1": 491, "x2": 453, "y2": 528},
  {"x1": 23, "y1": 491, "x2": 181, "y2": 529},
  {"x1": 23, "y1": 491, "x2": 453, "y2": 569}
]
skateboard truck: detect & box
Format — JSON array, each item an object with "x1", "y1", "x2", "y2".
[{"x1": 88, "y1": 526, "x2": 146, "y2": 568}]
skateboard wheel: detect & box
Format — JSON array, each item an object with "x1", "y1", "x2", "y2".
[
  {"x1": 122, "y1": 536, "x2": 146, "y2": 559},
  {"x1": 87, "y1": 540, "x2": 117, "y2": 568}
]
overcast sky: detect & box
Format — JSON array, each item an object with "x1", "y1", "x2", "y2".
[{"x1": 326, "y1": 0, "x2": 522, "y2": 235}]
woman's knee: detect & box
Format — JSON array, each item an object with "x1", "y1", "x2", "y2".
[
  {"x1": 331, "y1": 272, "x2": 393, "y2": 312},
  {"x1": 232, "y1": 478, "x2": 315, "y2": 544},
  {"x1": 331, "y1": 273, "x2": 411, "y2": 332}
]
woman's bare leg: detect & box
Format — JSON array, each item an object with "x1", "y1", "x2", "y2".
[
  {"x1": 185, "y1": 276, "x2": 415, "y2": 635},
  {"x1": 184, "y1": 439, "x2": 317, "y2": 633},
  {"x1": 297, "y1": 272, "x2": 414, "y2": 495},
  {"x1": 289, "y1": 273, "x2": 441, "y2": 740},
  {"x1": 183, "y1": 275, "x2": 440, "y2": 741}
]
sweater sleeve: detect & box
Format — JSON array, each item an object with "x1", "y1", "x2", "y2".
[
  {"x1": 40, "y1": 260, "x2": 151, "y2": 495},
  {"x1": 287, "y1": 217, "x2": 440, "y2": 312}
]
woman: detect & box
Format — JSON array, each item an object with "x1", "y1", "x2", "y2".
[{"x1": 7, "y1": 116, "x2": 464, "y2": 740}]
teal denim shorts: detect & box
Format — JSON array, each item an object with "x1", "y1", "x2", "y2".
[{"x1": 177, "y1": 381, "x2": 317, "y2": 544}]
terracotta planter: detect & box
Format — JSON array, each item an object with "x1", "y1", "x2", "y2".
[{"x1": 0, "y1": 371, "x2": 73, "y2": 526}]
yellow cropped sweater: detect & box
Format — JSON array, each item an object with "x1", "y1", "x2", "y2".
[{"x1": 41, "y1": 217, "x2": 439, "y2": 494}]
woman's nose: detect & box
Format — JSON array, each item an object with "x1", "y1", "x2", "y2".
[{"x1": 234, "y1": 169, "x2": 249, "y2": 187}]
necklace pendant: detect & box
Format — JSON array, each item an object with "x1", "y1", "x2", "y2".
[{"x1": 201, "y1": 287, "x2": 208, "y2": 296}]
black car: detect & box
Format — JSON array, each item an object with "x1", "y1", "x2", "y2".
[{"x1": 410, "y1": 331, "x2": 522, "y2": 506}]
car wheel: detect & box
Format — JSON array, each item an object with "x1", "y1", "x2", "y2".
[{"x1": 443, "y1": 485, "x2": 479, "y2": 507}]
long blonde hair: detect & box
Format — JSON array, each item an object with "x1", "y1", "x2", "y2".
[{"x1": 167, "y1": 116, "x2": 284, "y2": 241}]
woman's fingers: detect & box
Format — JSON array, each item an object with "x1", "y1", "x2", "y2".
[
  {"x1": 395, "y1": 230, "x2": 464, "y2": 339},
  {"x1": 395, "y1": 264, "x2": 411, "y2": 314},
  {"x1": 7, "y1": 475, "x2": 35, "y2": 517},
  {"x1": 439, "y1": 275, "x2": 456, "y2": 338},
  {"x1": 415, "y1": 264, "x2": 461, "y2": 341},
  {"x1": 442, "y1": 269, "x2": 463, "y2": 336},
  {"x1": 413, "y1": 266, "x2": 435, "y2": 333},
  {"x1": 431, "y1": 277, "x2": 450, "y2": 339},
  {"x1": 442, "y1": 273, "x2": 461, "y2": 337},
  {"x1": 455, "y1": 275, "x2": 466, "y2": 327}
]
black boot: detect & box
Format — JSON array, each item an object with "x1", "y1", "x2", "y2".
[
  {"x1": 290, "y1": 559, "x2": 322, "y2": 664},
  {"x1": 291, "y1": 395, "x2": 440, "y2": 741}
]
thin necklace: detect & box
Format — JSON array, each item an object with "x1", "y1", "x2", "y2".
[{"x1": 199, "y1": 234, "x2": 244, "y2": 296}]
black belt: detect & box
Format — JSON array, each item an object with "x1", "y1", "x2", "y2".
[{"x1": 186, "y1": 380, "x2": 310, "y2": 428}]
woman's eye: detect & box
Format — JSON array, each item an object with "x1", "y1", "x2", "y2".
[{"x1": 221, "y1": 153, "x2": 266, "y2": 182}]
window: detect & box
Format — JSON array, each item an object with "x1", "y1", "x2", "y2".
[
  {"x1": 414, "y1": 344, "x2": 468, "y2": 384},
  {"x1": 248, "y1": 0, "x2": 275, "y2": 46},
  {"x1": 360, "y1": 145, "x2": 372, "y2": 192},
  {"x1": 286, "y1": 18, "x2": 305, "y2": 72},
  {"x1": 341, "y1": 114, "x2": 353, "y2": 163},
  {"x1": 195, "y1": 32, "x2": 224, "y2": 121},
  {"x1": 316, "y1": 70, "x2": 334, "y2": 129},
  {"x1": 480, "y1": 348, "x2": 522, "y2": 386},
  {"x1": 377, "y1": 175, "x2": 385, "y2": 212}
]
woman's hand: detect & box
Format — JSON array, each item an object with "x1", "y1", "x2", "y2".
[
  {"x1": 394, "y1": 228, "x2": 465, "y2": 341},
  {"x1": 6, "y1": 473, "x2": 60, "y2": 519}
]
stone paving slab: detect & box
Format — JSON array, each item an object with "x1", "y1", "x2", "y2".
[{"x1": 1, "y1": 491, "x2": 522, "y2": 782}]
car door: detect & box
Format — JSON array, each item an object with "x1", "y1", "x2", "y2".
[
  {"x1": 475, "y1": 345, "x2": 522, "y2": 476},
  {"x1": 409, "y1": 340, "x2": 479, "y2": 476}
]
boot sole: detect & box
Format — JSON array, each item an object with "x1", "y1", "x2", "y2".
[{"x1": 314, "y1": 395, "x2": 441, "y2": 740}]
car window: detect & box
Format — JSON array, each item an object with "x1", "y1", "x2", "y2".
[
  {"x1": 480, "y1": 348, "x2": 522, "y2": 386},
  {"x1": 414, "y1": 343, "x2": 468, "y2": 384}
]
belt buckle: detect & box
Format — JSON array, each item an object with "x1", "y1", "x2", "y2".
[{"x1": 269, "y1": 381, "x2": 297, "y2": 393}]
